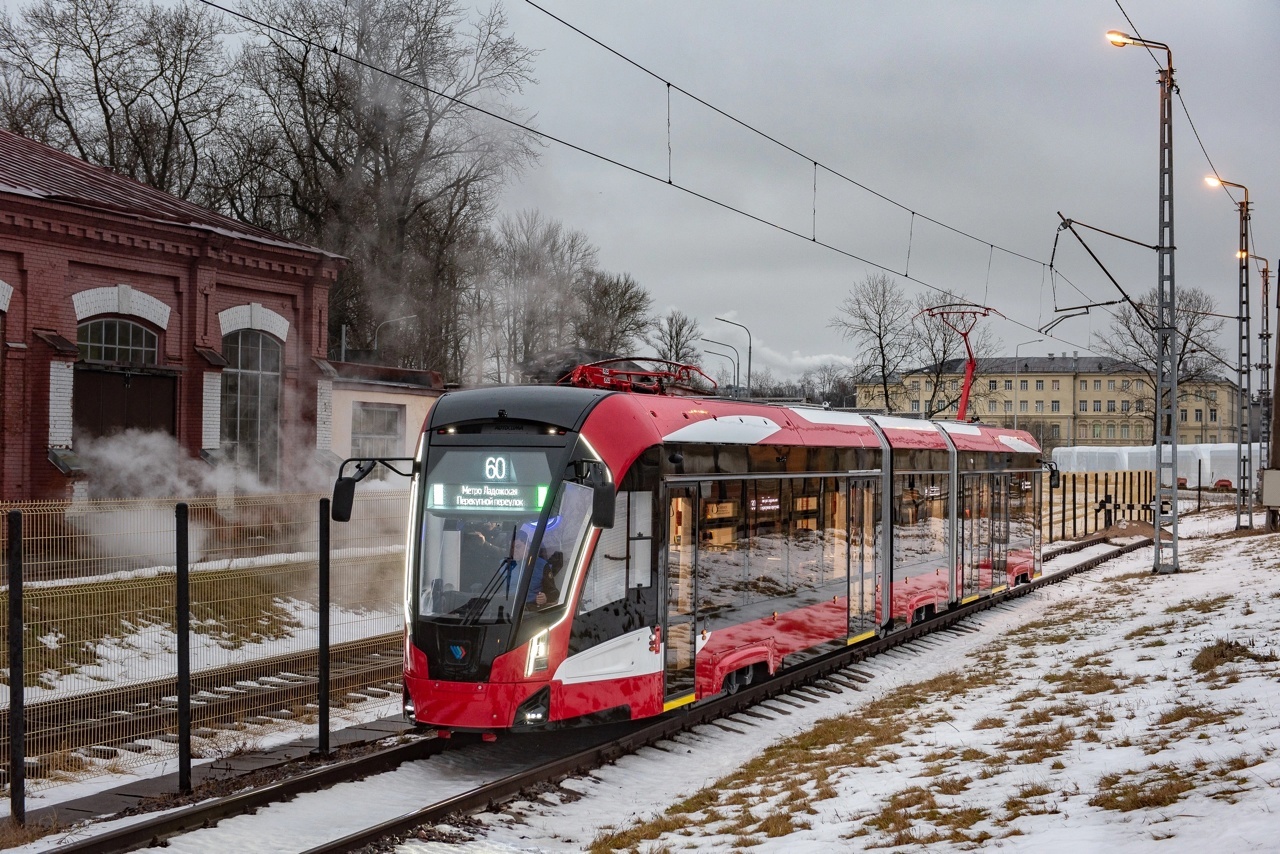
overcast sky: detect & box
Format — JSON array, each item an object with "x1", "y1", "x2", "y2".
[{"x1": 490, "y1": 0, "x2": 1279, "y2": 381}]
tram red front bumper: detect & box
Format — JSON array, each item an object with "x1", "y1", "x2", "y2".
[{"x1": 405, "y1": 672, "x2": 544, "y2": 730}]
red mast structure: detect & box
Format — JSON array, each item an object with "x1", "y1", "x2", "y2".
[{"x1": 916, "y1": 303, "x2": 1003, "y2": 422}]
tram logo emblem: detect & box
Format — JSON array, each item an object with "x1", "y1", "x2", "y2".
[{"x1": 449, "y1": 643, "x2": 469, "y2": 661}]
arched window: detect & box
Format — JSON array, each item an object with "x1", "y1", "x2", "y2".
[
  {"x1": 221, "y1": 329, "x2": 282, "y2": 485},
  {"x1": 77, "y1": 318, "x2": 158, "y2": 365}
]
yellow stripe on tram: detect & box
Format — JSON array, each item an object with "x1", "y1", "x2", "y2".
[
  {"x1": 663, "y1": 693, "x2": 697, "y2": 712},
  {"x1": 961, "y1": 593, "x2": 981, "y2": 604},
  {"x1": 847, "y1": 630, "x2": 876, "y2": 645},
  {"x1": 992, "y1": 585, "x2": 1008, "y2": 594}
]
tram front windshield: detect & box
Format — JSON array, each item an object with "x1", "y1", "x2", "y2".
[{"x1": 415, "y1": 447, "x2": 593, "y2": 624}]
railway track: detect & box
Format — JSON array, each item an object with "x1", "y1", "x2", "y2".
[
  {"x1": 0, "y1": 633, "x2": 402, "y2": 774},
  {"x1": 42, "y1": 535, "x2": 1152, "y2": 854}
]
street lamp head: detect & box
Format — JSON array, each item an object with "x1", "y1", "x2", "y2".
[
  {"x1": 1205, "y1": 175, "x2": 1221, "y2": 188},
  {"x1": 1106, "y1": 30, "x2": 1133, "y2": 47}
]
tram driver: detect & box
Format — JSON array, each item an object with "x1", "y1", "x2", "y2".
[{"x1": 507, "y1": 532, "x2": 560, "y2": 607}]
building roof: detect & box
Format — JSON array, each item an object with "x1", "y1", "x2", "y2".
[
  {"x1": 0, "y1": 129, "x2": 332, "y2": 256},
  {"x1": 903, "y1": 355, "x2": 1138, "y2": 376}
]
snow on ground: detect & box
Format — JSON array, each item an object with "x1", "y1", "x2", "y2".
[
  {"x1": 402, "y1": 507, "x2": 1280, "y2": 853},
  {"x1": 12, "y1": 508, "x2": 1278, "y2": 853}
]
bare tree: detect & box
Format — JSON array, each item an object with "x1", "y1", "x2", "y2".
[
  {"x1": 573, "y1": 271, "x2": 653, "y2": 354},
  {"x1": 828, "y1": 272, "x2": 913, "y2": 413},
  {"x1": 1092, "y1": 285, "x2": 1229, "y2": 432},
  {"x1": 234, "y1": 0, "x2": 537, "y2": 377},
  {"x1": 800, "y1": 361, "x2": 855, "y2": 406},
  {"x1": 647, "y1": 310, "x2": 702, "y2": 365},
  {"x1": 486, "y1": 210, "x2": 598, "y2": 382},
  {"x1": 0, "y1": 0, "x2": 236, "y2": 199}
]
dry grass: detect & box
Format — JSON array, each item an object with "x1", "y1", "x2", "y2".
[
  {"x1": 0, "y1": 817, "x2": 66, "y2": 850},
  {"x1": 1089, "y1": 764, "x2": 1195, "y2": 811},
  {"x1": 588, "y1": 814, "x2": 690, "y2": 853},
  {"x1": 1164, "y1": 594, "x2": 1234, "y2": 615},
  {"x1": 1191, "y1": 639, "x2": 1278, "y2": 674},
  {"x1": 1124, "y1": 620, "x2": 1176, "y2": 640}
]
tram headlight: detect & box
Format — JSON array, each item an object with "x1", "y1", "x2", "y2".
[{"x1": 526, "y1": 629, "x2": 550, "y2": 675}]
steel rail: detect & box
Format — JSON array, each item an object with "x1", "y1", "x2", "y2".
[{"x1": 0, "y1": 633, "x2": 401, "y2": 763}]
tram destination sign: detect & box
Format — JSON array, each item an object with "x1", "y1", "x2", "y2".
[{"x1": 429, "y1": 482, "x2": 548, "y2": 512}]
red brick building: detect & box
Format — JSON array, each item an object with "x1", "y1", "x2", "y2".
[{"x1": 0, "y1": 130, "x2": 345, "y2": 500}]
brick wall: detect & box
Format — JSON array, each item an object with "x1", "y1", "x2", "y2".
[{"x1": 0, "y1": 192, "x2": 339, "y2": 500}]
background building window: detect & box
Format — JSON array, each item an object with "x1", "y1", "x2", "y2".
[
  {"x1": 1050, "y1": 424, "x2": 1060, "y2": 439},
  {"x1": 77, "y1": 318, "x2": 157, "y2": 365},
  {"x1": 1051, "y1": 400, "x2": 1060, "y2": 412},
  {"x1": 1036, "y1": 380, "x2": 1044, "y2": 391},
  {"x1": 221, "y1": 329, "x2": 282, "y2": 486},
  {"x1": 351, "y1": 402, "x2": 406, "y2": 468}
]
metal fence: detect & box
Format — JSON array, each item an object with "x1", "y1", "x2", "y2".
[{"x1": 1, "y1": 488, "x2": 409, "y2": 813}]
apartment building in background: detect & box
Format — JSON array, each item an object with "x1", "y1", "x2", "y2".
[{"x1": 853, "y1": 352, "x2": 1241, "y2": 453}]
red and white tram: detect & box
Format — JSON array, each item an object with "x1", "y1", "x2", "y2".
[{"x1": 332, "y1": 367, "x2": 1044, "y2": 736}]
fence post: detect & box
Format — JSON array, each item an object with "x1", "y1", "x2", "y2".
[
  {"x1": 1047, "y1": 472, "x2": 1055, "y2": 544},
  {"x1": 176, "y1": 503, "x2": 191, "y2": 795},
  {"x1": 1197, "y1": 459, "x2": 1203, "y2": 513},
  {"x1": 1071, "y1": 474, "x2": 1078, "y2": 539},
  {"x1": 314, "y1": 498, "x2": 331, "y2": 758},
  {"x1": 7, "y1": 510, "x2": 24, "y2": 827}
]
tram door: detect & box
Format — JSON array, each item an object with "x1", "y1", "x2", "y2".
[
  {"x1": 960, "y1": 473, "x2": 1012, "y2": 600},
  {"x1": 663, "y1": 486, "x2": 698, "y2": 703},
  {"x1": 959, "y1": 474, "x2": 990, "y2": 601},
  {"x1": 990, "y1": 475, "x2": 1010, "y2": 590},
  {"x1": 848, "y1": 477, "x2": 879, "y2": 640}
]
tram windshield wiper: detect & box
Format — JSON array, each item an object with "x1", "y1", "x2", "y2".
[{"x1": 458, "y1": 559, "x2": 517, "y2": 625}]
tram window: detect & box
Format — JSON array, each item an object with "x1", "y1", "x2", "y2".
[{"x1": 579, "y1": 491, "x2": 653, "y2": 613}]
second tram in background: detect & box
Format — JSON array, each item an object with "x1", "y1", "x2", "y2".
[{"x1": 332, "y1": 361, "x2": 1045, "y2": 738}]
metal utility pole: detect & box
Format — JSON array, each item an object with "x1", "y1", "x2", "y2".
[
  {"x1": 1109, "y1": 29, "x2": 1178, "y2": 573},
  {"x1": 1251, "y1": 256, "x2": 1270, "y2": 523}
]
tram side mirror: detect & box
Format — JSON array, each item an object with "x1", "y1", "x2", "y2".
[
  {"x1": 331, "y1": 459, "x2": 379, "y2": 522},
  {"x1": 332, "y1": 477, "x2": 357, "y2": 522},
  {"x1": 587, "y1": 462, "x2": 616, "y2": 529}
]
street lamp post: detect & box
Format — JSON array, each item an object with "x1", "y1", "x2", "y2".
[
  {"x1": 701, "y1": 338, "x2": 740, "y2": 394},
  {"x1": 1206, "y1": 175, "x2": 1252, "y2": 529},
  {"x1": 703, "y1": 350, "x2": 737, "y2": 394},
  {"x1": 715, "y1": 317, "x2": 752, "y2": 398},
  {"x1": 1012, "y1": 338, "x2": 1043, "y2": 432},
  {"x1": 1108, "y1": 28, "x2": 1178, "y2": 573},
  {"x1": 373, "y1": 314, "x2": 418, "y2": 353}
]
